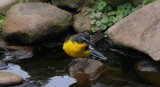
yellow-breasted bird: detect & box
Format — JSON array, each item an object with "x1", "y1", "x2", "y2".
[{"x1": 63, "y1": 32, "x2": 108, "y2": 67}]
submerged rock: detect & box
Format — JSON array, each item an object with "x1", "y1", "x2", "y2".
[
  {"x1": 107, "y1": 1, "x2": 160, "y2": 61},
  {"x1": 3, "y1": 3, "x2": 72, "y2": 44},
  {"x1": 135, "y1": 60, "x2": 160, "y2": 87},
  {"x1": 0, "y1": 71, "x2": 23, "y2": 86}
]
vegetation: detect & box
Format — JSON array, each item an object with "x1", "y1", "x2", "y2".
[
  {"x1": 0, "y1": 15, "x2": 6, "y2": 31},
  {"x1": 90, "y1": 0, "x2": 155, "y2": 34},
  {"x1": 142, "y1": 0, "x2": 155, "y2": 6},
  {"x1": 90, "y1": 1, "x2": 141, "y2": 32},
  {"x1": 0, "y1": 0, "x2": 31, "y2": 31}
]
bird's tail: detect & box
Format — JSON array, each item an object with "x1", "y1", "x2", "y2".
[{"x1": 89, "y1": 45, "x2": 108, "y2": 61}]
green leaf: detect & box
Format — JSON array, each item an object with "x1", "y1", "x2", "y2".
[
  {"x1": 95, "y1": 21, "x2": 101, "y2": 26},
  {"x1": 112, "y1": 17, "x2": 118, "y2": 23},
  {"x1": 105, "y1": 6, "x2": 112, "y2": 12},
  {"x1": 116, "y1": 10, "x2": 123, "y2": 15},
  {"x1": 143, "y1": 0, "x2": 155, "y2": 5},
  {"x1": 107, "y1": 11, "x2": 116, "y2": 16},
  {"x1": 101, "y1": 18, "x2": 109, "y2": 24},
  {"x1": 117, "y1": 5, "x2": 125, "y2": 10},
  {"x1": 108, "y1": 16, "x2": 114, "y2": 22},
  {"x1": 91, "y1": 28, "x2": 96, "y2": 32},
  {"x1": 97, "y1": 1, "x2": 107, "y2": 10},
  {"x1": 107, "y1": 22, "x2": 113, "y2": 27},
  {"x1": 91, "y1": 20, "x2": 96, "y2": 24},
  {"x1": 100, "y1": 24, "x2": 107, "y2": 30},
  {"x1": 90, "y1": 13, "x2": 96, "y2": 18},
  {"x1": 95, "y1": 12, "x2": 102, "y2": 18},
  {"x1": 123, "y1": 3, "x2": 132, "y2": 9},
  {"x1": 116, "y1": 14, "x2": 123, "y2": 20}
]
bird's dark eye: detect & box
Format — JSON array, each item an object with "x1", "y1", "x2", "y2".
[{"x1": 84, "y1": 45, "x2": 89, "y2": 51}]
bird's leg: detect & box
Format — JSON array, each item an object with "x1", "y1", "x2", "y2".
[
  {"x1": 78, "y1": 57, "x2": 89, "y2": 71},
  {"x1": 68, "y1": 59, "x2": 78, "y2": 67}
]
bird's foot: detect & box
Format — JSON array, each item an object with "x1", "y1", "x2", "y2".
[{"x1": 68, "y1": 59, "x2": 78, "y2": 67}]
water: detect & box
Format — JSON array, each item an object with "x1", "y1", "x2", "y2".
[
  {"x1": 2, "y1": 49, "x2": 77, "y2": 87},
  {"x1": 1, "y1": 49, "x2": 154, "y2": 87}
]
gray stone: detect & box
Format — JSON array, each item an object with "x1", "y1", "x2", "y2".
[
  {"x1": 0, "y1": 71, "x2": 23, "y2": 86},
  {"x1": 2, "y1": 3, "x2": 72, "y2": 44},
  {"x1": 0, "y1": 0, "x2": 17, "y2": 15},
  {"x1": 73, "y1": 7, "x2": 92, "y2": 33},
  {"x1": 51, "y1": 0, "x2": 99, "y2": 9},
  {"x1": 51, "y1": 0, "x2": 128, "y2": 9},
  {"x1": 130, "y1": 0, "x2": 143, "y2": 6},
  {"x1": 69, "y1": 58, "x2": 107, "y2": 80},
  {"x1": 107, "y1": 1, "x2": 160, "y2": 61}
]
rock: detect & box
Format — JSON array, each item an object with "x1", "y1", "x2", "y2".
[
  {"x1": 73, "y1": 7, "x2": 92, "y2": 33},
  {"x1": 0, "y1": 0, "x2": 17, "y2": 16},
  {"x1": 2, "y1": 3, "x2": 72, "y2": 44},
  {"x1": 135, "y1": 60, "x2": 160, "y2": 87},
  {"x1": 0, "y1": 71, "x2": 23, "y2": 86},
  {"x1": 130, "y1": 0, "x2": 143, "y2": 6},
  {"x1": 69, "y1": 58, "x2": 107, "y2": 86},
  {"x1": 3, "y1": 46, "x2": 33, "y2": 62},
  {"x1": 107, "y1": 1, "x2": 160, "y2": 61},
  {"x1": 51, "y1": 0, "x2": 100, "y2": 9},
  {"x1": 106, "y1": 0, "x2": 128, "y2": 7},
  {"x1": 0, "y1": 60, "x2": 7, "y2": 70},
  {"x1": 0, "y1": 36, "x2": 33, "y2": 62},
  {"x1": 51, "y1": 0, "x2": 128, "y2": 9}
]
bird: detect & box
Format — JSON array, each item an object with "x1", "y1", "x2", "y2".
[{"x1": 62, "y1": 32, "x2": 108, "y2": 69}]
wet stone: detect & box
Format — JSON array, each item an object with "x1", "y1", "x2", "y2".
[
  {"x1": 0, "y1": 60, "x2": 7, "y2": 69},
  {"x1": 69, "y1": 58, "x2": 107, "y2": 86},
  {"x1": 0, "y1": 71, "x2": 23, "y2": 86},
  {"x1": 135, "y1": 60, "x2": 160, "y2": 87},
  {"x1": 3, "y1": 46, "x2": 33, "y2": 62}
]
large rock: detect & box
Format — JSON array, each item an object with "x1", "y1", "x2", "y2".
[
  {"x1": 69, "y1": 58, "x2": 107, "y2": 80},
  {"x1": 51, "y1": 0, "x2": 128, "y2": 9},
  {"x1": 107, "y1": 1, "x2": 160, "y2": 61},
  {"x1": 0, "y1": 0, "x2": 17, "y2": 15},
  {"x1": 2, "y1": 3, "x2": 72, "y2": 44},
  {"x1": 73, "y1": 7, "x2": 92, "y2": 33},
  {"x1": 0, "y1": 71, "x2": 23, "y2": 86},
  {"x1": 51, "y1": 0, "x2": 100, "y2": 9},
  {"x1": 130, "y1": 0, "x2": 143, "y2": 6}
]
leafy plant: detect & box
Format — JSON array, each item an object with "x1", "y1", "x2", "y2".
[
  {"x1": 0, "y1": 15, "x2": 6, "y2": 31},
  {"x1": 90, "y1": 1, "x2": 141, "y2": 32}
]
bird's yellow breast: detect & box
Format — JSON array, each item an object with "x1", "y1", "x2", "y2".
[{"x1": 63, "y1": 40, "x2": 90, "y2": 58}]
